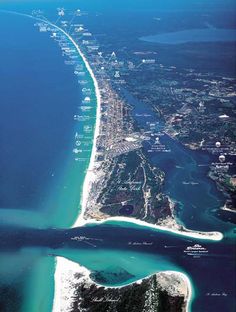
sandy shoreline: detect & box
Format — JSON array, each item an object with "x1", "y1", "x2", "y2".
[
  {"x1": 32, "y1": 17, "x2": 103, "y2": 312},
  {"x1": 53, "y1": 257, "x2": 193, "y2": 312},
  {"x1": 73, "y1": 215, "x2": 223, "y2": 241},
  {"x1": 43, "y1": 14, "x2": 221, "y2": 312},
  {"x1": 3, "y1": 10, "x2": 221, "y2": 312},
  {"x1": 52, "y1": 257, "x2": 91, "y2": 312},
  {"x1": 68, "y1": 36, "x2": 223, "y2": 242},
  {"x1": 159, "y1": 270, "x2": 193, "y2": 312}
]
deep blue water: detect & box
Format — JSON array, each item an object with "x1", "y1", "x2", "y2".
[
  {"x1": 121, "y1": 88, "x2": 236, "y2": 236},
  {"x1": 0, "y1": 3, "x2": 235, "y2": 312},
  {"x1": 0, "y1": 223, "x2": 235, "y2": 312},
  {"x1": 1, "y1": 0, "x2": 236, "y2": 12},
  {"x1": 0, "y1": 14, "x2": 80, "y2": 211}
]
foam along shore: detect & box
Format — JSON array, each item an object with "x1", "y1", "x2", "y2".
[{"x1": 53, "y1": 257, "x2": 193, "y2": 312}]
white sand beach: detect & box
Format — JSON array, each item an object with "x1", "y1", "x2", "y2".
[{"x1": 4, "y1": 10, "x2": 222, "y2": 312}]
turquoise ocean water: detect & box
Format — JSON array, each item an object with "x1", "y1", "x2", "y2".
[
  {"x1": 0, "y1": 5, "x2": 235, "y2": 312},
  {"x1": 0, "y1": 11, "x2": 97, "y2": 311}
]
